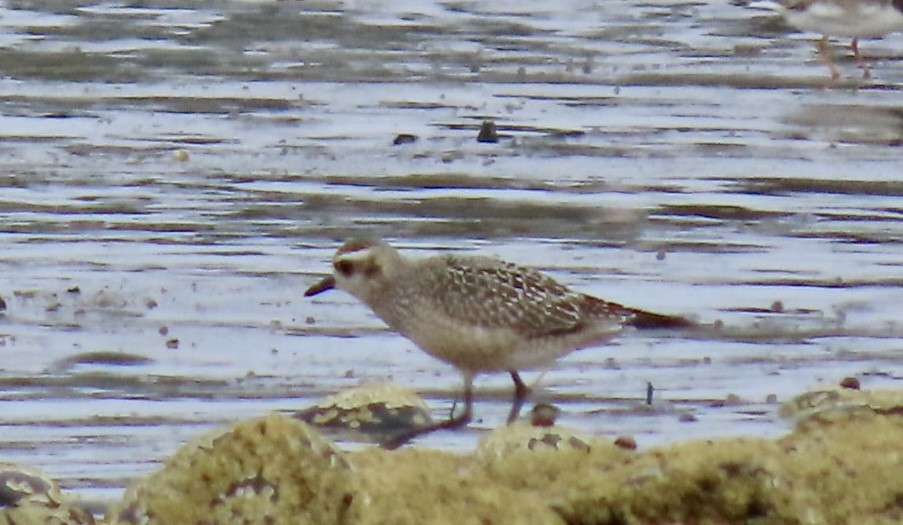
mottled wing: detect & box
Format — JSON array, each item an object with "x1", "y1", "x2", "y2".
[
  {"x1": 575, "y1": 293, "x2": 692, "y2": 328},
  {"x1": 417, "y1": 255, "x2": 628, "y2": 339}
]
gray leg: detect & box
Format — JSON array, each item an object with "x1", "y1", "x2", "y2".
[{"x1": 506, "y1": 370, "x2": 531, "y2": 424}]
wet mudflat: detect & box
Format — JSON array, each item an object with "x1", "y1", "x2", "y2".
[{"x1": 0, "y1": 0, "x2": 901, "y2": 511}]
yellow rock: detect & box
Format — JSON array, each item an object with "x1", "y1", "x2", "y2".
[
  {"x1": 1, "y1": 501, "x2": 96, "y2": 524},
  {"x1": 777, "y1": 408, "x2": 903, "y2": 524},
  {"x1": 780, "y1": 388, "x2": 903, "y2": 419},
  {"x1": 349, "y1": 447, "x2": 566, "y2": 525},
  {"x1": 296, "y1": 382, "x2": 433, "y2": 437},
  {"x1": 474, "y1": 420, "x2": 600, "y2": 464},
  {"x1": 0, "y1": 462, "x2": 63, "y2": 508},
  {"x1": 107, "y1": 414, "x2": 354, "y2": 525},
  {"x1": 482, "y1": 403, "x2": 903, "y2": 524},
  {"x1": 0, "y1": 463, "x2": 94, "y2": 524},
  {"x1": 102, "y1": 388, "x2": 903, "y2": 525}
]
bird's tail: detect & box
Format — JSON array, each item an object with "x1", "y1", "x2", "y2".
[{"x1": 624, "y1": 307, "x2": 696, "y2": 330}]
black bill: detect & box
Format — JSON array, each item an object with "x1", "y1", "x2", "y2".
[{"x1": 304, "y1": 275, "x2": 336, "y2": 297}]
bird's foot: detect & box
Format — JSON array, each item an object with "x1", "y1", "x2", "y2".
[{"x1": 380, "y1": 411, "x2": 472, "y2": 450}]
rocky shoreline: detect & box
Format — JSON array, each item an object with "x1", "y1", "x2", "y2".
[{"x1": 4, "y1": 387, "x2": 901, "y2": 525}]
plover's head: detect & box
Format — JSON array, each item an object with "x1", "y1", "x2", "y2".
[{"x1": 304, "y1": 239, "x2": 403, "y2": 301}]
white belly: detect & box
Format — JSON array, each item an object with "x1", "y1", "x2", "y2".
[
  {"x1": 391, "y1": 314, "x2": 619, "y2": 374},
  {"x1": 784, "y1": 3, "x2": 903, "y2": 37}
]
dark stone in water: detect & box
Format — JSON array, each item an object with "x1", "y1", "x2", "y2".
[
  {"x1": 840, "y1": 377, "x2": 860, "y2": 390},
  {"x1": 477, "y1": 120, "x2": 498, "y2": 143},
  {"x1": 392, "y1": 133, "x2": 417, "y2": 145}
]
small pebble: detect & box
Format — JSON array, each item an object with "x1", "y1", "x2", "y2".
[
  {"x1": 613, "y1": 435, "x2": 637, "y2": 450},
  {"x1": 678, "y1": 411, "x2": 698, "y2": 423},
  {"x1": 530, "y1": 404, "x2": 560, "y2": 427},
  {"x1": 476, "y1": 120, "x2": 498, "y2": 143},
  {"x1": 733, "y1": 44, "x2": 762, "y2": 57},
  {"x1": 392, "y1": 134, "x2": 417, "y2": 145},
  {"x1": 839, "y1": 377, "x2": 860, "y2": 390}
]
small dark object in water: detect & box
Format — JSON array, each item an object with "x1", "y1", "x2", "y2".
[
  {"x1": 477, "y1": 120, "x2": 498, "y2": 143},
  {"x1": 530, "y1": 403, "x2": 560, "y2": 427},
  {"x1": 392, "y1": 133, "x2": 417, "y2": 145},
  {"x1": 678, "y1": 411, "x2": 698, "y2": 423},
  {"x1": 52, "y1": 351, "x2": 154, "y2": 370},
  {"x1": 614, "y1": 435, "x2": 637, "y2": 450},
  {"x1": 840, "y1": 376, "x2": 860, "y2": 390}
]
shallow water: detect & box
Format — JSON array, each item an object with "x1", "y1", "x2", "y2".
[{"x1": 0, "y1": 0, "x2": 901, "y2": 511}]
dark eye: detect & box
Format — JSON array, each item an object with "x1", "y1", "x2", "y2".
[{"x1": 334, "y1": 260, "x2": 354, "y2": 277}]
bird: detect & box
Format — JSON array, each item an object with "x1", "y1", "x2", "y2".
[
  {"x1": 304, "y1": 239, "x2": 693, "y2": 448},
  {"x1": 765, "y1": 0, "x2": 903, "y2": 80}
]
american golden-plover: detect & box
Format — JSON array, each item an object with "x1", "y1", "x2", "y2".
[
  {"x1": 766, "y1": 0, "x2": 903, "y2": 79},
  {"x1": 305, "y1": 239, "x2": 692, "y2": 447}
]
